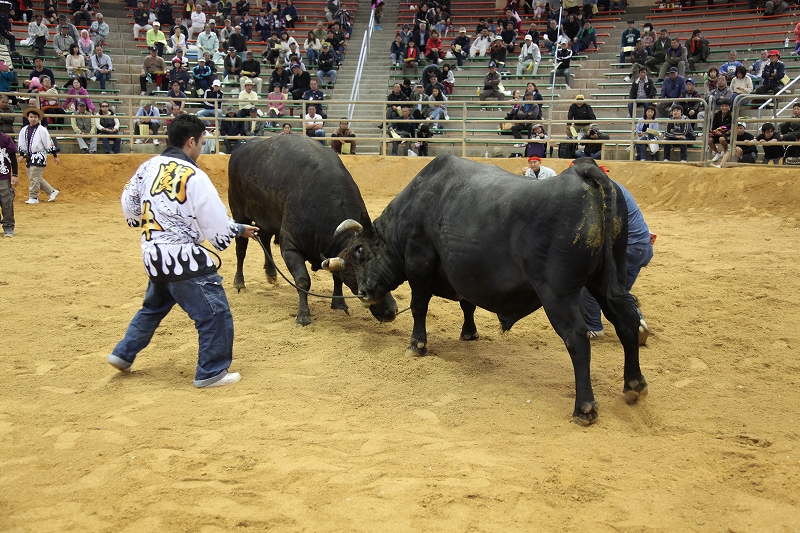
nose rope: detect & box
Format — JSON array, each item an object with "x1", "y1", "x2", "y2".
[{"x1": 252, "y1": 235, "x2": 363, "y2": 300}]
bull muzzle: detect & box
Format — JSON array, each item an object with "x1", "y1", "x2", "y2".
[
  {"x1": 321, "y1": 257, "x2": 345, "y2": 271},
  {"x1": 333, "y1": 219, "x2": 363, "y2": 238}
]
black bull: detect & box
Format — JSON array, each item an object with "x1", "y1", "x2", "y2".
[
  {"x1": 227, "y1": 135, "x2": 397, "y2": 326},
  {"x1": 325, "y1": 156, "x2": 648, "y2": 425}
]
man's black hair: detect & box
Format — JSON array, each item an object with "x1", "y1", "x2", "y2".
[
  {"x1": 167, "y1": 113, "x2": 206, "y2": 148},
  {"x1": 638, "y1": 66, "x2": 647, "y2": 73},
  {"x1": 762, "y1": 122, "x2": 775, "y2": 132}
]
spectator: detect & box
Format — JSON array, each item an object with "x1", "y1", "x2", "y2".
[
  {"x1": 561, "y1": 13, "x2": 580, "y2": 42},
  {"x1": 423, "y1": 72, "x2": 445, "y2": 96},
  {"x1": 390, "y1": 34, "x2": 406, "y2": 67},
  {"x1": 567, "y1": 94, "x2": 596, "y2": 138},
  {"x1": 224, "y1": 47, "x2": 243, "y2": 80},
  {"x1": 753, "y1": 122, "x2": 783, "y2": 164},
  {"x1": 238, "y1": 78, "x2": 259, "y2": 113},
  {"x1": 441, "y1": 64, "x2": 455, "y2": 95},
  {"x1": 0, "y1": 95, "x2": 14, "y2": 134},
  {"x1": 749, "y1": 50, "x2": 770, "y2": 81},
  {"x1": 168, "y1": 57, "x2": 191, "y2": 90},
  {"x1": 289, "y1": 64, "x2": 311, "y2": 100},
  {"x1": 156, "y1": 0, "x2": 174, "y2": 26},
  {"x1": 388, "y1": 106, "x2": 415, "y2": 156},
  {"x1": 718, "y1": 50, "x2": 743, "y2": 81},
  {"x1": 687, "y1": 29, "x2": 709, "y2": 72},
  {"x1": 523, "y1": 155, "x2": 556, "y2": 179},
  {"x1": 26, "y1": 13, "x2": 49, "y2": 57},
  {"x1": 525, "y1": 123, "x2": 548, "y2": 158},
  {"x1": 220, "y1": 105, "x2": 246, "y2": 153},
  {"x1": 764, "y1": 0, "x2": 788, "y2": 15},
  {"x1": 220, "y1": 18, "x2": 235, "y2": 43},
  {"x1": 197, "y1": 79, "x2": 224, "y2": 123},
  {"x1": 188, "y1": 4, "x2": 206, "y2": 41},
  {"x1": 681, "y1": 78, "x2": 702, "y2": 122},
  {"x1": 70, "y1": 101, "x2": 96, "y2": 153},
  {"x1": 449, "y1": 28, "x2": 470, "y2": 71},
  {"x1": 134, "y1": 101, "x2": 162, "y2": 144},
  {"x1": 146, "y1": 21, "x2": 168, "y2": 56},
  {"x1": 426, "y1": 29, "x2": 444, "y2": 65},
  {"x1": 269, "y1": 63, "x2": 289, "y2": 91},
  {"x1": 543, "y1": 19, "x2": 560, "y2": 56},
  {"x1": 427, "y1": 86, "x2": 448, "y2": 129},
  {"x1": 385, "y1": 82, "x2": 409, "y2": 125},
  {"x1": 140, "y1": 46, "x2": 168, "y2": 95},
  {"x1": 517, "y1": 34, "x2": 541, "y2": 76},
  {"x1": 0, "y1": 12, "x2": 16, "y2": 52},
  {"x1": 708, "y1": 99, "x2": 733, "y2": 162},
  {"x1": 501, "y1": 22, "x2": 517, "y2": 54},
  {"x1": 166, "y1": 81, "x2": 187, "y2": 112},
  {"x1": 512, "y1": 91, "x2": 539, "y2": 142},
  {"x1": 755, "y1": 50, "x2": 785, "y2": 96},
  {"x1": 480, "y1": 61, "x2": 505, "y2": 103},
  {"x1": 634, "y1": 106, "x2": 660, "y2": 161},
  {"x1": 374, "y1": 0, "x2": 385, "y2": 31},
  {"x1": 699, "y1": 76, "x2": 734, "y2": 121},
  {"x1": 331, "y1": 119, "x2": 356, "y2": 154},
  {"x1": 640, "y1": 22, "x2": 655, "y2": 53},
  {"x1": 63, "y1": 77, "x2": 94, "y2": 112},
  {"x1": 281, "y1": 0, "x2": 297, "y2": 28},
  {"x1": 90, "y1": 13, "x2": 109, "y2": 48},
  {"x1": 794, "y1": 22, "x2": 800, "y2": 57},
  {"x1": 575, "y1": 124, "x2": 609, "y2": 159},
  {"x1": 715, "y1": 122, "x2": 757, "y2": 166},
  {"x1": 240, "y1": 13, "x2": 254, "y2": 41},
  {"x1": 658, "y1": 67, "x2": 685, "y2": 118},
  {"x1": 334, "y1": 3, "x2": 352, "y2": 38},
  {"x1": 133, "y1": 2, "x2": 152, "y2": 40},
  {"x1": 169, "y1": 27, "x2": 187, "y2": 55},
  {"x1": 24, "y1": 57, "x2": 55, "y2": 90},
  {"x1": 265, "y1": 83, "x2": 286, "y2": 126},
  {"x1": 88, "y1": 45, "x2": 112, "y2": 94},
  {"x1": 703, "y1": 66, "x2": 719, "y2": 95},
  {"x1": 305, "y1": 30, "x2": 322, "y2": 67},
  {"x1": 619, "y1": 19, "x2": 640, "y2": 64},
  {"x1": 17, "y1": 106, "x2": 59, "y2": 205},
  {"x1": 42, "y1": 0, "x2": 57, "y2": 24},
  {"x1": 197, "y1": 24, "x2": 220, "y2": 61},
  {"x1": 646, "y1": 29, "x2": 670, "y2": 80},
  {"x1": 552, "y1": 40, "x2": 573, "y2": 90},
  {"x1": 659, "y1": 38, "x2": 686, "y2": 80},
  {"x1": 95, "y1": 101, "x2": 121, "y2": 153},
  {"x1": 663, "y1": 105, "x2": 694, "y2": 163},
  {"x1": 572, "y1": 20, "x2": 597, "y2": 54},
  {"x1": 52, "y1": 26, "x2": 73, "y2": 64},
  {"x1": 409, "y1": 83, "x2": 428, "y2": 120},
  {"x1": 624, "y1": 39, "x2": 649, "y2": 83},
  {"x1": 489, "y1": 36, "x2": 508, "y2": 73},
  {"x1": 302, "y1": 79, "x2": 327, "y2": 118},
  {"x1": 38, "y1": 76, "x2": 66, "y2": 125},
  {"x1": 403, "y1": 40, "x2": 420, "y2": 75},
  {"x1": 189, "y1": 57, "x2": 211, "y2": 94},
  {"x1": 240, "y1": 51, "x2": 263, "y2": 93},
  {"x1": 779, "y1": 103, "x2": 800, "y2": 138},
  {"x1": 236, "y1": 0, "x2": 252, "y2": 18},
  {"x1": 730, "y1": 65, "x2": 753, "y2": 103},
  {"x1": 317, "y1": 43, "x2": 337, "y2": 86},
  {"x1": 243, "y1": 106, "x2": 263, "y2": 136},
  {"x1": 471, "y1": 28, "x2": 492, "y2": 57},
  {"x1": 229, "y1": 25, "x2": 248, "y2": 58},
  {"x1": 304, "y1": 103, "x2": 325, "y2": 144}
]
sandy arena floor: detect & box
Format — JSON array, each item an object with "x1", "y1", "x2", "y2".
[{"x1": 1, "y1": 155, "x2": 799, "y2": 532}]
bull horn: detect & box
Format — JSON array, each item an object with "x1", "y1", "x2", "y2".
[
  {"x1": 333, "y1": 219, "x2": 363, "y2": 238},
  {"x1": 322, "y1": 257, "x2": 345, "y2": 271}
]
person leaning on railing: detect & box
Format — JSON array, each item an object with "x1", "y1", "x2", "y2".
[{"x1": 754, "y1": 50, "x2": 785, "y2": 96}]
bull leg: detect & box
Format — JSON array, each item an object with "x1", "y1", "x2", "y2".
[
  {"x1": 539, "y1": 290, "x2": 599, "y2": 426},
  {"x1": 282, "y1": 248, "x2": 312, "y2": 326},
  {"x1": 459, "y1": 300, "x2": 479, "y2": 341},
  {"x1": 406, "y1": 288, "x2": 433, "y2": 357},
  {"x1": 591, "y1": 287, "x2": 648, "y2": 404},
  {"x1": 233, "y1": 236, "x2": 248, "y2": 291},
  {"x1": 331, "y1": 275, "x2": 349, "y2": 315}
]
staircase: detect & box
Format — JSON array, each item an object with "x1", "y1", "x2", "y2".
[{"x1": 326, "y1": 0, "x2": 400, "y2": 154}]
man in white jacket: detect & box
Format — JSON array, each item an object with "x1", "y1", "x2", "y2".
[
  {"x1": 109, "y1": 114, "x2": 258, "y2": 388},
  {"x1": 516, "y1": 34, "x2": 541, "y2": 77},
  {"x1": 17, "y1": 107, "x2": 59, "y2": 205}
]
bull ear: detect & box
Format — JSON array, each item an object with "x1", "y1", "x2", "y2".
[
  {"x1": 333, "y1": 219, "x2": 363, "y2": 238},
  {"x1": 322, "y1": 257, "x2": 345, "y2": 271}
]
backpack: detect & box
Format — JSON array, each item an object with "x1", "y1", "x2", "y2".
[{"x1": 558, "y1": 141, "x2": 576, "y2": 159}]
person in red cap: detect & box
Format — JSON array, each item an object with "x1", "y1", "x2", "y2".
[
  {"x1": 522, "y1": 155, "x2": 556, "y2": 180},
  {"x1": 755, "y1": 50, "x2": 785, "y2": 95}
]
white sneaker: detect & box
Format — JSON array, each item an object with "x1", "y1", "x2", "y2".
[
  {"x1": 624, "y1": 76, "x2": 631, "y2": 82},
  {"x1": 711, "y1": 152, "x2": 723, "y2": 162},
  {"x1": 711, "y1": 163, "x2": 721, "y2": 168},
  {"x1": 25, "y1": 198, "x2": 39, "y2": 204},
  {"x1": 140, "y1": 91, "x2": 146, "y2": 95},
  {"x1": 48, "y1": 190, "x2": 59, "y2": 202},
  {"x1": 565, "y1": 85, "x2": 571, "y2": 90},
  {"x1": 196, "y1": 372, "x2": 242, "y2": 388},
  {"x1": 90, "y1": 76, "x2": 96, "y2": 82},
  {"x1": 444, "y1": 114, "x2": 450, "y2": 120},
  {"x1": 588, "y1": 330, "x2": 604, "y2": 340},
  {"x1": 513, "y1": 143, "x2": 524, "y2": 147},
  {"x1": 663, "y1": 158, "x2": 669, "y2": 162},
  {"x1": 153, "y1": 139, "x2": 160, "y2": 146},
  {"x1": 680, "y1": 159, "x2": 687, "y2": 163},
  {"x1": 134, "y1": 139, "x2": 143, "y2": 144}
]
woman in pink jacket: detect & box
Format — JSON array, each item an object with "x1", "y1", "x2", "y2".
[{"x1": 63, "y1": 78, "x2": 96, "y2": 113}]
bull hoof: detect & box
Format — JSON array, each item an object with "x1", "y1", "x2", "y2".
[
  {"x1": 405, "y1": 341, "x2": 427, "y2": 357},
  {"x1": 332, "y1": 308, "x2": 350, "y2": 316},
  {"x1": 460, "y1": 331, "x2": 479, "y2": 341},
  {"x1": 295, "y1": 314, "x2": 312, "y2": 327},
  {"x1": 623, "y1": 377, "x2": 649, "y2": 404},
  {"x1": 233, "y1": 277, "x2": 245, "y2": 292},
  {"x1": 266, "y1": 275, "x2": 278, "y2": 285},
  {"x1": 572, "y1": 401, "x2": 599, "y2": 426}
]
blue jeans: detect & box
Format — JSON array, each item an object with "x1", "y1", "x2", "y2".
[
  {"x1": 317, "y1": 69, "x2": 337, "y2": 84},
  {"x1": 112, "y1": 272, "x2": 235, "y2": 384},
  {"x1": 581, "y1": 242, "x2": 654, "y2": 331},
  {"x1": 94, "y1": 70, "x2": 109, "y2": 90},
  {"x1": 101, "y1": 136, "x2": 121, "y2": 153},
  {"x1": 307, "y1": 49, "x2": 319, "y2": 65}
]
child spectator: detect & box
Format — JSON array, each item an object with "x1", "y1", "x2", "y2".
[
  {"x1": 714, "y1": 122, "x2": 756, "y2": 167},
  {"x1": 331, "y1": 119, "x2": 356, "y2": 155},
  {"x1": 708, "y1": 99, "x2": 733, "y2": 162},
  {"x1": 635, "y1": 105, "x2": 659, "y2": 161},
  {"x1": 440, "y1": 63, "x2": 454, "y2": 95},
  {"x1": 663, "y1": 105, "x2": 694, "y2": 163},
  {"x1": 619, "y1": 19, "x2": 640, "y2": 64},
  {"x1": 755, "y1": 122, "x2": 783, "y2": 164}
]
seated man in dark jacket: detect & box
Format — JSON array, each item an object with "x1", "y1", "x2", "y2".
[
  {"x1": 575, "y1": 124, "x2": 610, "y2": 159},
  {"x1": 220, "y1": 105, "x2": 247, "y2": 153},
  {"x1": 628, "y1": 66, "x2": 656, "y2": 118},
  {"x1": 289, "y1": 63, "x2": 311, "y2": 100},
  {"x1": 566, "y1": 94, "x2": 596, "y2": 138}
]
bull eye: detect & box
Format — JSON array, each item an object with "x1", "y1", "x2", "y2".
[{"x1": 352, "y1": 245, "x2": 364, "y2": 261}]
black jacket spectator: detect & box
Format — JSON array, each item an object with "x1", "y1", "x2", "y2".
[
  {"x1": 318, "y1": 50, "x2": 335, "y2": 71},
  {"x1": 289, "y1": 70, "x2": 311, "y2": 99},
  {"x1": 229, "y1": 33, "x2": 247, "y2": 53},
  {"x1": 629, "y1": 76, "x2": 656, "y2": 100},
  {"x1": 156, "y1": 0, "x2": 174, "y2": 26}
]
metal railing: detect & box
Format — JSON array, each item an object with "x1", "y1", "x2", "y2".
[
  {"x1": 347, "y1": 7, "x2": 376, "y2": 121},
  {"x1": 5, "y1": 92, "x2": 800, "y2": 163}
]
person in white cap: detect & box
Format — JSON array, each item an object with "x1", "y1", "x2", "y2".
[
  {"x1": 450, "y1": 27, "x2": 470, "y2": 70},
  {"x1": 516, "y1": 33, "x2": 540, "y2": 76}
]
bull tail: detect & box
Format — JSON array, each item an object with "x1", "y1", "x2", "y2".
[{"x1": 579, "y1": 164, "x2": 639, "y2": 321}]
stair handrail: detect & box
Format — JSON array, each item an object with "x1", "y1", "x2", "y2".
[
  {"x1": 757, "y1": 72, "x2": 800, "y2": 116},
  {"x1": 348, "y1": 7, "x2": 376, "y2": 121}
]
